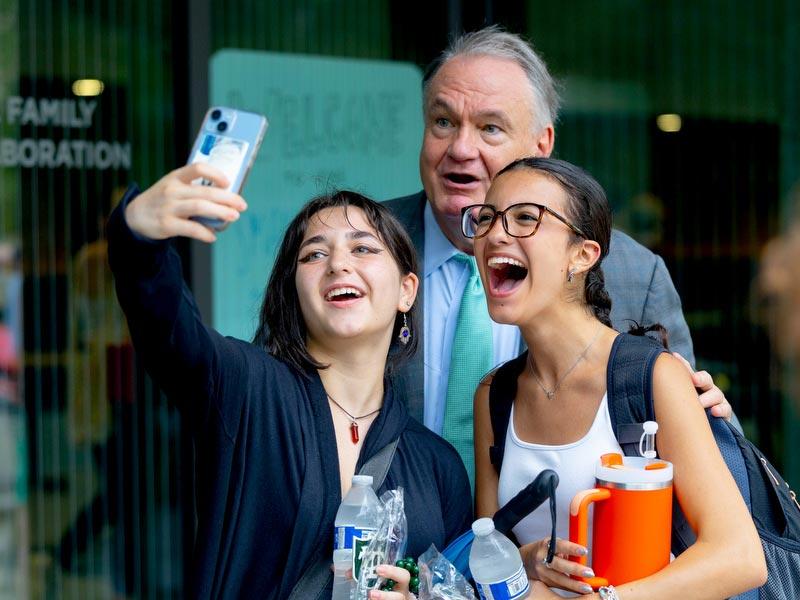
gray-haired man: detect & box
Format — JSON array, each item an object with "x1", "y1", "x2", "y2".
[{"x1": 385, "y1": 26, "x2": 730, "y2": 478}]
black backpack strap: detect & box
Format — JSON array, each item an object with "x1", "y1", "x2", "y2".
[
  {"x1": 359, "y1": 437, "x2": 400, "y2": 491},
  {"x1": 287, "y1": 552, "x2": 331, "y2": 600},
  {"x1": 489, "y1": 353, "x2": 529, "y2": 474},
  {"x1": 287, "y1": 438, "x2": 399, "y2": 600},
  {"x1": 606, "y1": 333, "x2": 665, "y2": 456},
  {"x1": 607, "y1": 332, "x2": 700, "y2": 555}
]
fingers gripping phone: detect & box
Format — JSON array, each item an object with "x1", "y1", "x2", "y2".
[{"x1": 187, "y1": 107, "x2": 268, "y2": 230}]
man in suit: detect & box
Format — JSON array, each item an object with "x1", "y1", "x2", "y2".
[{"x1": 385, "y1": 26, "x2": 730, "y2": 476}]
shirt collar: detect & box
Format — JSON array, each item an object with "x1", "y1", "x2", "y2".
[{"x1": 423, "y1": 202, "x2": 461, "y2": 276}]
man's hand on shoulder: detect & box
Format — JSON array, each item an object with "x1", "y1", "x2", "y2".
[{"x1": 672, "y1": 352, "x2": 732, "y2": 420}]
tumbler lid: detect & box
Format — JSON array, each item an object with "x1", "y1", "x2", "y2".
[{"x1": 595, "y1": 454, "x2": 673, "y2": 489}]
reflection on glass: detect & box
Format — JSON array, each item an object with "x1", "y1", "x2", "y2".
[{"x1": 0, "y1": 239, "x2": 27, "y2": 599}]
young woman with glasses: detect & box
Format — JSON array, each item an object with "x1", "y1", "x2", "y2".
[
  {"x1": 470, "y1": 157, "x2": 765, "y2": 599},
  {"x1": 107, "y1": 162, "x2": 471, "y2": 600}
]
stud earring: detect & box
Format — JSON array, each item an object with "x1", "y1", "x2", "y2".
[
  {"x1": 567, "y1": 269, "x2": 575, "y2": 283},
  {"x1": 398, "y1": 313, "x2": 411, "y2": 345}
]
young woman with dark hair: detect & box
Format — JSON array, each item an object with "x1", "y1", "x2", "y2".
[
  {"x1": 108, "y1": 163, "x2": 471, "y2": 600},
  {"x1": 470, "y1": 158, "x2": 766, "y2": 599}
]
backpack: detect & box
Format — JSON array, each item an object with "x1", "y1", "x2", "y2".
[{"x1": 488, "y1": 332, "x2": 800, "y2": 600}]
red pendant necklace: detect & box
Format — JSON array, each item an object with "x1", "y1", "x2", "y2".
[{"x1": 327, "y1": 394, "x2": 381, "y2": 444}]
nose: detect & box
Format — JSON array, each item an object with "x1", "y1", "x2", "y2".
[
  {"x1": 485, "y1": 212, "x2": 510, "y2": 244},
  {"x1": 327, "y1": 245, "x2": 352, "y2": 274},
  {"x1": 447, "y1": 126, "x2": 479, "y2": 162}
]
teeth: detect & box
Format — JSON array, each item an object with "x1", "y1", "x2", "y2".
[
  {"x1": 325, "y1": 287, "x2": 362, "y2": 300},
  {"x1": 487, "y1": 256, "x2": 526, "y2": 269}
]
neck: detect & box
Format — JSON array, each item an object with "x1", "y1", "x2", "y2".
[
  {"x1": 309, "y1": 338, "x2": 388, "y2": 415},
  {"x1": 521, "y1": 306, "x2": 607, "y2": 381}
]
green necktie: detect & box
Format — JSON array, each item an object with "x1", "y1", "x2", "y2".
[{"x1": 442, "y1": 254, "x2": 493, "y2": 489}]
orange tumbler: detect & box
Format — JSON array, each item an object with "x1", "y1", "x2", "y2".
[{"x1": 568, "y1": 452, "x2": 673, "y2": 590}]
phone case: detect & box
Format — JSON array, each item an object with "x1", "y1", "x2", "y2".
[{"x1": 187, "y1": 106, "x2": 268, "y2": 230}]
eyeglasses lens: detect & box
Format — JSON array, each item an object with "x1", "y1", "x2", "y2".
[
  {"x1": 462, "y1": 204, "x2": 541, "y2": 238},
  {"x1": 506, "y1": 205, "x2": 541, "y2": 237},
  {"x1": 463, "y1": 206, "x2": 495, "y2": 238}
]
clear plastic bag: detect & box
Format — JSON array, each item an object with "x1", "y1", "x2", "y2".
[
  {"x1": 417, "y1": 544, "x2": 477, "y2": 600},
  {"x1": 354, "y1": 488, "x2": 407, "y2": 599}
]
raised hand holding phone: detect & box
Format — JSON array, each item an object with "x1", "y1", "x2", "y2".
[
  {"x1": 186, "y1": 107, "x2": 268, "y2": 230},
  {"x1": 124, "y1": 163, "x2": 247, "y2": 244}
]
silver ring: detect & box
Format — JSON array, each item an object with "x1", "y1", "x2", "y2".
[{"x1": 540, "y1": 557, "x2": 551, "y2": 568}]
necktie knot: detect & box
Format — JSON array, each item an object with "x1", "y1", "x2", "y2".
[{"x1": 453, "y1": 254, "x2": 482, "y2": 289}]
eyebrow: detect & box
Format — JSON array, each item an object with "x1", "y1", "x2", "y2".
[
  {"x1": 298, "y1": 230, "x2": 380, "y2": 250},
  {"x1": 428, "y1": 97, "x2": 455, "y2": 114},
  {"x1": 427, "y1": 98, "x2": 512, "y2": 128}
]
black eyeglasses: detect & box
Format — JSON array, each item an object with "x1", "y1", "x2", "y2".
[{"x1": 461, "y1": 202, "x2": 587, "y2": 240}]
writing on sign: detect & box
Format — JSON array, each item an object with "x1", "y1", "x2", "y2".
[{"x1": 0, "y1": 96, "x2": 130, "y2": 170}]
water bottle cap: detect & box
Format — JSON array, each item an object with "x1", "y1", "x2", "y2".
[
  {"x1": 643, "y1": 421, "x2": 659, "y2": 434},
  {"x1": 352, "y1": 475, "x2": 373, "y2": 487},
  {"x1": 471, "y1": 517, "x2": 495, "y2": 537}
]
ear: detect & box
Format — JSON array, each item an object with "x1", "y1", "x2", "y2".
[
  {"x1": 533, "y1": 125, "x2": 555, "y2": 158},
  {"x1": 398, "y1": 271, "x2": 419, "y2": 311},
  {"x1": 569, "y1": 239, "x2": 602, "y2": 276}
]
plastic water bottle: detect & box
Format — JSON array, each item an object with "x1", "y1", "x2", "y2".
[
  {"x1": 332, "y1": 475, "x2": 383, "y2": 600},
  {"x1": 469, "y1": 517, "x2": 530, "y2": 600}
]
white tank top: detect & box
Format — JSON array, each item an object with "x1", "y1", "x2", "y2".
[{"x1": 497, "y1": 393, "x2": 623, "y2": 550}]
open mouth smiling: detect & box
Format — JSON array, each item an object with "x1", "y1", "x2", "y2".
[
  {"x1": 487, "y1": 256, "x2": 528, "y2": 296},
  {"x1": 324, "y1": 286, "x2": 364, "y2": 304}
]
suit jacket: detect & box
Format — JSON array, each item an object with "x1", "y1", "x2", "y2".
[{"x1": 384, "y1": 191, "x2": 695, "y2": 423}]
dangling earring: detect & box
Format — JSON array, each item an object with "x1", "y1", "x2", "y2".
[
  {"x1": 567, "y1": 269, "x2": 575, "y2": 283},
  {"x1": 398, "y1": 312, "x2": 411, "y2": 345}
]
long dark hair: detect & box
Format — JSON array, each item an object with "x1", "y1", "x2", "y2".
[{"x1": 253, "y1": 191, "x2": 419, "y2": 374}]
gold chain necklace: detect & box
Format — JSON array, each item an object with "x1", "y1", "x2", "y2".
[{"x1": 528, "y1": 326, "x2": 603, "y2": 400}]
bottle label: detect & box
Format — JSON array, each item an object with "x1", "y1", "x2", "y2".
[
  {"x1": 476, "y1": 564, "x2": 530, "y2": 600},
  {"x1": 333, "y1": 526, "x2": 377, "y2": 580}
]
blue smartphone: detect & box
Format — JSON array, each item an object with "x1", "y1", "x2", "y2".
[{"x1": 187, "y1": 107, "x2": 268, "y2": 231}]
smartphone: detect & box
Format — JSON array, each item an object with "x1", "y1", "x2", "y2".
[{"x1": 187, "y1": 106, "x2": 268, "y2": 230}]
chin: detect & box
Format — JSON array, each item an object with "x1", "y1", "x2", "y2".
[
  {"x1": 331, "y1": 326, "x2": 366, "y2": 340},
  {"x1": 431, "y1": 191, "x2": 476, "y2": 217},
  {"x1": 487, "y1": 304, "x2": 519, "y2": 326}
]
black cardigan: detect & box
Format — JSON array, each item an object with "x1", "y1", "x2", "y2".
[{"x1": 107, "y1": 187, "x2": 472, "y2": 599}]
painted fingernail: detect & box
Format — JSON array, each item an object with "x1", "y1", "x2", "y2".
[
  {"x1": 581, "y1": 584, "x2": 594, "y2": 593},
  {"x1": 578, "y1": 546, "x2": 588, "y2": 556},
  {"x1": 582, "y1": 568, "x2": 595, "y2": 578}
]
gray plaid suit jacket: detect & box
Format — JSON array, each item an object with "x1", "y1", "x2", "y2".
[{"x1": 384, "y1": 191, "x2": 695, "y2": 423}]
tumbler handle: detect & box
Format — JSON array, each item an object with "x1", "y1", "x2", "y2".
[{"x1": 568, "y1": 488, "x2": 610, "y2": 589}]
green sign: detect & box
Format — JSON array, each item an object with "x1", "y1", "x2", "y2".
[{"x1": 210, "y1": 50, "x2": 423, "y2": 339}]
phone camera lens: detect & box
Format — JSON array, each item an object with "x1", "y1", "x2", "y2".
[
  {"x1": 210, "y1": 109, "x2": 222, "y2": 120},
  {"x1": 217, "y1": 121, "x2": 228, "y2": 132}
]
